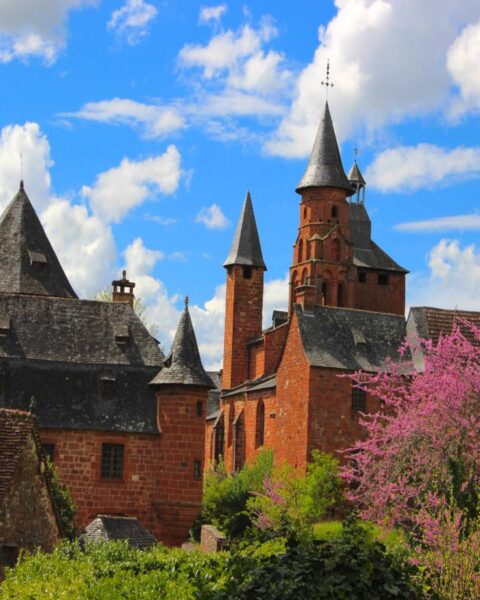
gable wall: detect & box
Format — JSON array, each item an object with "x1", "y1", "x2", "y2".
[{"x1": 354, "y1": 270, "x2": 405, "y2": 315}]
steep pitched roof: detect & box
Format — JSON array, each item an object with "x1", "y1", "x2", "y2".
[
  {"x1": 0, "y1": 409, "x2": 38, "y2": 502},
  {"x1": 295, "y1": 305, "x2": 406, "y2": 371},
  {"x1": 224, "y1": 191, "x2": 266, "y2": 269},
  {"x1": 408, "y1": 306, "x2": 480, "y2": 345},
  {"x1": 349, "y1": 203, "x2": 408, "y2": 273},
  {"x1": 0, "y1": 183, "x2": 77, "y2": 298},
  {"x1": 150, "y1": 301, "x2": 214, "y2": 388},
  {"x1": 348, "y1": 161, "x2": 366, "y2": 186},
  {"x1": 83, "y1": 516, "x2": 156, "y2": 548},
  {"x1": 296, "y1": 102, "x2": 353, "y2": 195}
]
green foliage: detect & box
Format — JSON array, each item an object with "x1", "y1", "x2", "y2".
[
  {"x1": 199, "y1": 449, "x2": 274, "y2": 540},
  {"x1": 45, "y1": 457, "x2": 76, "y2": 540},
  {"x1": 0, "y1": 528, "x2": 423, "y2": 600},
  {"x1": 247, "y1": 451, "x2": 343, "y2": 540}
]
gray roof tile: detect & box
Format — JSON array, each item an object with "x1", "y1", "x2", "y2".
[
  {"x1": 83, "y1": 515, "x2": 157, "y2": 548},
  {"x1": 296, "y1": 102, "x2": 353, "y2": 195},
  {"x1": 0, "y1": 183, "x2": 77, "y2": 298},
  {"x1": 224, "y1": 191, "x2": 266, "y2": 269},
  {"x1": 151, "y1": 302, "x2": 214, "y2": 388}
]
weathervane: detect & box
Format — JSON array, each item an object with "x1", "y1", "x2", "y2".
[
  {"x1": 184, "y1": 295, "x2": 189, "y2": 308},
  {"x1": 354, "y1": 144, "x2": 359, "y2": 161},
  {"x1": 321, "y1": 59, "x2": 334, "y2": 98}
]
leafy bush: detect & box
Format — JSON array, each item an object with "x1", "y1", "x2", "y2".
[
  {"x1": 247, "y1": 451, "x2": 343, "y2": 540},
  {"x1": 0, "y1": 523, "x2": 423, "y2": 600},
  {"x1": 198, "y1": 449, "x2": 274, "y2": 540},
  {"x1": 45, "y1": 457, "x2": 76, "y2": 540}
]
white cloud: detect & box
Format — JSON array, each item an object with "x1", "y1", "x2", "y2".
[
  {"x1": 409, "y1": 239, "x2": 480, "y2": 311},
  {"x1": 195, "y1": 204, "x2": 230, "y2": 229},
  {"x1": 42, "y1": 200, "x2": 116, "y2": 298},
  {"x1": 395, "y1": 214, "x2": 480, "y2": 233},
  {"x1": 107, "y1": 0, "x2": 157, "y2": 46},
  {"x1": 0, "y1": 122, "x2": 53, "y2": 213},
  {"x1": 267, "y1": 0, "x2": 480, "y2": 158},
  {"x1": 365, "y1": 144, "x2": 480, "y2": 192},
  {"x1": 63, "y1": 98, "x2": 185, "y2": 138},
  {"x1": 143, "y1": 213, "x2": 178, "y2": 225},
  {"x1": 447, "y1": 19, "x2": 480, "y2": 116},
  {"x1": 0, "y1": 0, "x2": 96, "y2": 64},
  {"x1": 82, "y1": 145, "x2": 182, "y2": 223},
  {"x1": 199, "y1": 4, "x2": 227, "y2": 25}
]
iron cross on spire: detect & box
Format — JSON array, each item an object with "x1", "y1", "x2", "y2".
[{"x1": 321, "y1": 59, "x2": 334, "y2": 98}]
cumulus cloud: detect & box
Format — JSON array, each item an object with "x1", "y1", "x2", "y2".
[
  {"x1": 199, "y1": 4, "x2": 227, "y2": 25},
  {"x1": 366, "y1": 144, "x2": 480, "y2": 192},
  {"x1": 107, "y1": 0, "x2": 158, "y2": 46},
  {"x1": 395, "y1": 214, "x2": 480, "y2": 233},
  {"x1": 409, "y1": 239, "x2": 480, "y2": 311},
  {"x1": 63, "y1": 98, "x2": 185, "y2": 138},
  {"x1": 447, "y1": 19, "x2": 480, "y2": 116},
  {"x1": 267, "y1": 0, "x2": 480, "y2": 158},
  {"x1": 82, "y1": 145, "x2": 182, "y2": 222},
  {"x1": 195, "y1": 204, "x2": 230, "y2": 229},
  {"x1": 0, "y1": 0, "x2": 96, "y2": 64}
]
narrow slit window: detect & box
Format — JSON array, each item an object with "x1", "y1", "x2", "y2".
[
  {"x1": 193, "y1": 459, "x2": 202, "y2": 479},
  {"x1": 196, "y1": 400, "x2": 203, "y2": 417},
  {"x1": 331, "y1": 206, "x2": 338, "y2": 218}
]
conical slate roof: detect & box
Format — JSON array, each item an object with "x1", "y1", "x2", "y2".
[
  {"x1": 224, "y1": 191, "x2": 266, "y2": 269},
  {"x1": 348, "y1": 161, "x2": 366, "y2": 186},
  {"x1": 296, "y1": 102, "x2": 353, "y2": 196},
  {"x1": 150, "y1": 300, "x2": 214, "y2": 388},
  {"x1": 0, "y1": 183, "x2": 77, "y2": 298}
]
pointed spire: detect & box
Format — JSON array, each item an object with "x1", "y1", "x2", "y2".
[
  {"x1": 0, "y1": 184, "x2": 77, "y2": 298},
  {"x1": 150, "y1": 301, "x2": 214, "y2": 387},
  {"x1": 348, "y1": 161, "x2": 366, "y2": 187},
  {"x1": 296, "y1": 102, "x2": 353, "y2": 195},
  {"x1": 224, "y1": 191, "x2": 267, "y2": 269}
]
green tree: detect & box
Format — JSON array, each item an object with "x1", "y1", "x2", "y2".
[{"x1": 45, "y1": 458, "x2": 76, "y2": 540}]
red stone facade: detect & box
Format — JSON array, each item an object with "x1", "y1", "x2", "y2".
[{"x1": 41, "y1": 384, "x2": 208, "y2": 547}]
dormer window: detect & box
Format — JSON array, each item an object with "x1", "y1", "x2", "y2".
[
  {"x1": 114, "y1": 325, "x2": 130, "y2": 345},
  {"x1": 0, "y1": 318, "x2": 10, "y2": 340},
  {"x1": 28, "y1": 250, "x2": 47, "y2": 271}
]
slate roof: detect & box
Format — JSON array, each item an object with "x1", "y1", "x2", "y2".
[
  {"x1": 0, "y1": 409, "x2": 39, "y2": 502},
  {"x1": 0, "y1": 183, "x2": 77, "y2": 298},
  {"x1": 82, "y1": 515, "x2": 157, "y2": 548},
  {"x1": 347, "y1": 161, "x2": 366, "y2": 186},
  {"x1": 296, "y1": 102, "x2": 353, "y2": 195},
  {"x1": 349, "y1": 203, "x2": 408, "y2": 273},
  {"x1": 295, "y1": 305, "x2": 406, "y2": 371},
  {"x1": 408, "y1": 306, "x2": 480, "y2": 345},
  {"x1": 151, "y1": 302, "x2": 214, "y2": 388},
  {"x1": 224, "y1": 191, "x2": 266, "y2": 269},
  {"x1": 206, "y1": 371, "x2": 222, "y2": 417}
]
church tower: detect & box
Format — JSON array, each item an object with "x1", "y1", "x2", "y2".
[
  {"x1": 223, "y1": 192, "x2": 266, "y2": 389},
  {"x1": 289, "y1": 102, "x2": 355, "y2": 313}
]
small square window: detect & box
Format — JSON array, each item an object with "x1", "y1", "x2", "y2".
[
  {"x1": 42, "y1": 443, "x2": 55, "y2": 463},
  {"x1": 243, "y1": 266, "x2": 252, "y2": 279},
  {"x1": 101, "y1": 444, "x2": 124, "y2": 480},
  {"x1": 358, "y1": 271, "x2": 367, "y2": 283},
  {"x1": 193, "y1": 459, "x2": 202, "y2": 479},
  {"x1": 352, "y1": 387, "x2": 366, "y2": 413},
  {"x1": 378, "y1": 273, "x2": 389, "y2": 286}
]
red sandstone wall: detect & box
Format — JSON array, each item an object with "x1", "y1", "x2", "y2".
[
  {"x1": 307, "y1": 368, "x2": 381, "y2": 460},
  {"x1": 273, "y1": 314, "x2": 310, "y2": 470},
  {"x1": 223, "y1": 265, "x2": 264, "y2": 389},
  {"x1": 248, "y1": 340, "x2": 265, "y2": 379},
  {"x1": 263, "y1": 323, "x2": 288, "y2": 376},
  {"x1": 354, "y1": 271, "x2": 405, "y2": 316}
]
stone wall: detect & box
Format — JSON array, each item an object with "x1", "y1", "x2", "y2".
[{"x1": 200, "y1": 524, "x2": 226, "y2": 553}]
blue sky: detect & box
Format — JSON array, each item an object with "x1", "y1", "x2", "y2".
[{"x1": 1, "y1": 0, "x2": 480, "y2": 367}]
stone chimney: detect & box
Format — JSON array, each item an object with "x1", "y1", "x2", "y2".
[
  {"x1": 112, "y1": 270, "x2": 135, "y2": 307},
  {"x1": 295, "y1": 284, "x2": 317, "y2": 312}
]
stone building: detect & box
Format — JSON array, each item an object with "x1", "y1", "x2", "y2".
[
  {"x1": 0, "y1": 408, "x2": 61, "y2": 576},
  {"x1": 0, "y1": 183, "x2": 214, "y2": 546},
  {"x1": 205, "y1": 102, "x2": 479, "y2": 473}
]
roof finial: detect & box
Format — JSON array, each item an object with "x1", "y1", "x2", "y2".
[
  {"x1": 321, "y1": 59, "x2": 334, "y2": 99},
  {"x1": 122, "y1": 269, "x2": 127, "y2": 280},
  {"x1": 20, "y1": 152, "x2": 24, "y2": 190},
  {"x1": 184, "y1": 295, "x2": 189, "y2": 308},
  {"x1": 354, "y1": 144, "x2": 359, "y2": 161}
]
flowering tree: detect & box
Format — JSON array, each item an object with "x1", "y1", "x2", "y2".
[{"x1": 343, "y1": 321, "x2": 480, "y2": 596}]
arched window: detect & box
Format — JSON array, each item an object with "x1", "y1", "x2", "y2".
[
  {"x1": 298, "y1": 239, "x2": 304, "y2": 262},
  {"x1": 233, "y1": 412, "x2": 245, "y2": 472},
  {"x1": 255, "y1": 400, "x2": 265, "y2": 447},
  {"x1": 214, "y1": 415, "x2": 224, "y2": 462},
  {"x1": 301, "y1": 268, "x2": 308, "y2": 285},
  {"x1": 331, "y1": 205, "x2": 338, "y2": 218},
  {"x1": 291, "y1": 271, "x2": 298, "y2": 289},
  {"x1": 303, "y1": 206, "x2": 307, "y2": 220},
  {"x1": 306, "y1": 241, "x2": 311, "y2": 260},
  {"x1": 337, "y1": 282, "x2": 345, "y2": 307},
  {"x1": 332, "y1": 239, "x2": 341, "y2": 262}
]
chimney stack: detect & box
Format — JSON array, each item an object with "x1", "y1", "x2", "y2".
[{"x1": 112, "y1": 270, "x2": 135, "y2": 307}]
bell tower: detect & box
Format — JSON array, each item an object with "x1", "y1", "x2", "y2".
[{"x1": 289, "y1": 101, "x2": 355, "y2": 313}]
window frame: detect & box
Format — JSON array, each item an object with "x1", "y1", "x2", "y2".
[
  {"x1": 100, "y1": 443, "x2": 125, "y2": 481},
  {"x1": 351, "y1": 387, "x2": 366, "y2": 414}
]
